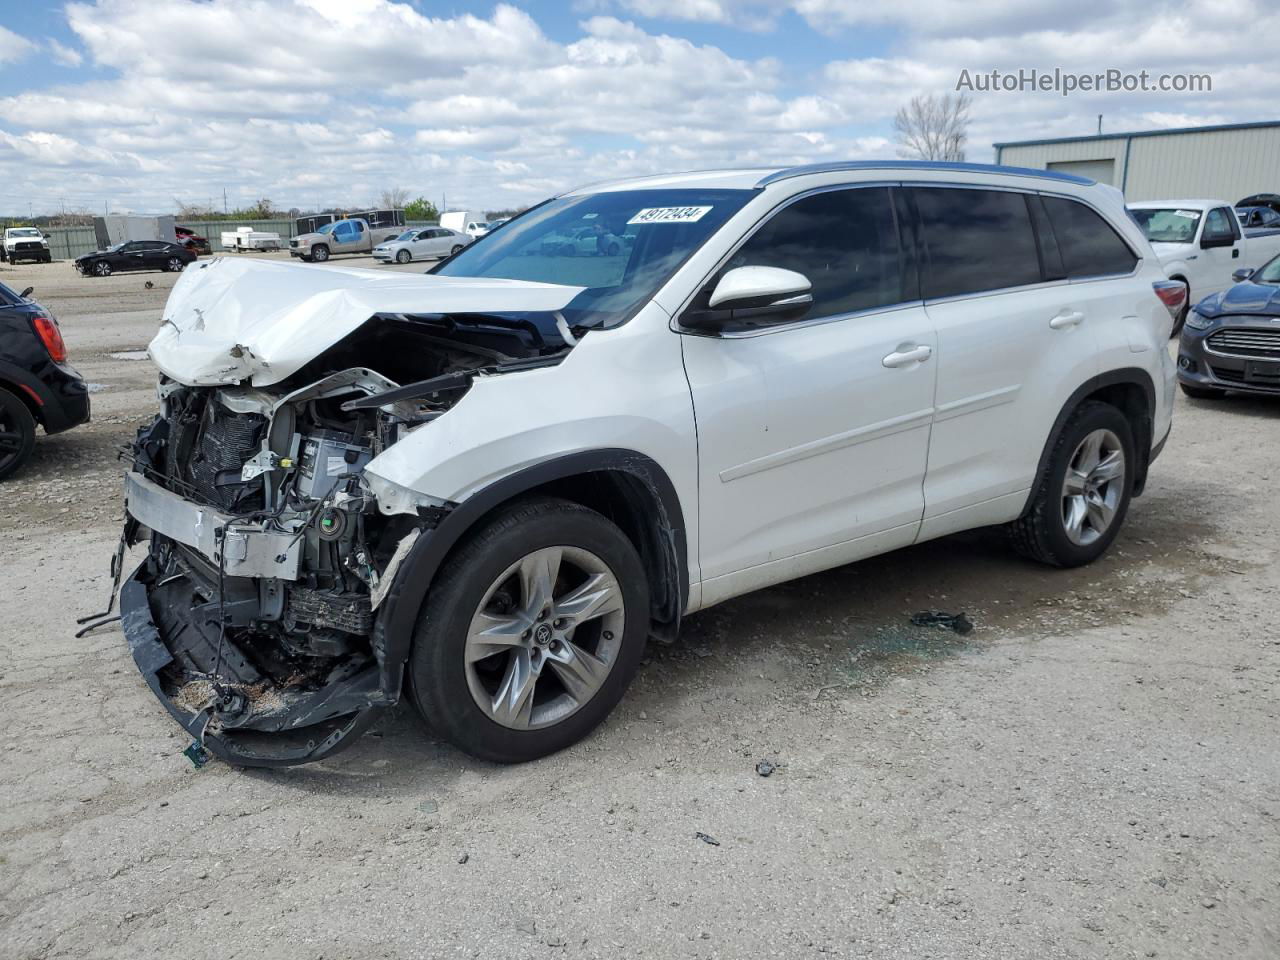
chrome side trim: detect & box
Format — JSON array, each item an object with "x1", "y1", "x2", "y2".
[
  {"x1": 719, "y1": 407, "x2": 934, "y2": 483},
  {"x1": 933, "y1": 384, "x2": 1023, "y2": 422}
]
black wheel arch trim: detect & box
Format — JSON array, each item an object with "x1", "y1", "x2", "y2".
[
  {"x1": 1022, "y1": 367, "x2": 1158, "y2": 516},
  {"x1": 371, "y1": 448, "x2": 689, "y2": 697}
]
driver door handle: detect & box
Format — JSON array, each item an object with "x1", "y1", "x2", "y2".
[
  {"x1": 882, "y1": 344, "x2": 932, "y2": 368},
  {"x1": 1049, "y1": 310, "x2": 1085, "y2": 329}
]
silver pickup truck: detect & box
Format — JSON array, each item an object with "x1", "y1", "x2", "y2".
[{"x1": 289, "y1": 218, "x2": 402, "y2": 262}]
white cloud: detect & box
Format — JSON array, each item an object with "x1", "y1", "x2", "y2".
[
  {"x1": 47, "y1": 39, "x2": 83, "y2": 67},
  {"x1": 0, "y1": 25, "x2": 35, "y2": 65}
]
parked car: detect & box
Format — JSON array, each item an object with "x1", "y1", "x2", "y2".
[
  {"x1": 2, "y1": 227, "x2": 52, "y2": 264},
  {"x1": 372, "y1": 227, "x2": 471, "y2": 264},
  {"x1": 74, "y1": 240, "x2": 195, "y2": 277},
  {"x1": 1235, "y1": 205, "x2": 1280, "y2": 231},
  {"x1": 0, "y1": 281, "x2": 90, "y2": 479},
  {"x1": 487, "y1": 218, "x2": 511, "y2": 231},
  {"x1": 120, "y1": 160, "x2": 1177, "y2": 768},
  {"x1": 1237, "y1": 193, "x2": 1280, "y2": 216},
  {"x1": 1128, "y1": 199, "x2": 1280, "y2": 334},
  {"x1": 1177, "y1": 252, "x2": 1280, "y2": 399},
  {"x1": 289, "y1": 218, "x2": 400, "y2": 262},
  {"x1": 174, "y1": 226, "x2": 212, "y2": 256}
]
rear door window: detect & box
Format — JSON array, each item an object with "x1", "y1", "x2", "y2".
[
  {"x1": 722, "y1": 186, "x2": 907, "y2": 319},
  {"x1": 1041, "y1": 196, "x2": 1138, "y2": 278},
  {"x1": 912, "y1": 187, "x2": 1043, "y2": 299}
]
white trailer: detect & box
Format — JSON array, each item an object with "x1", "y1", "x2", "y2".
[{"x1": 221, "y1": 227, "x2": 284, "y2": 252}]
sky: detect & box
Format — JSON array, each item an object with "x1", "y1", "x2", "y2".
[{"x1": 0, "y1": 0, "x2": 1275, "y2": 216}]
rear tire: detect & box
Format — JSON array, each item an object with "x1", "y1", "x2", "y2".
[
  {"x1": 450, "y1": 244, "x2": 464, "y2": 256},
  {"x1": 0, "y1": 386, "x2": 37, "y2": 481},
  {"x1": 408, "y1": 497, "x2": 650, "y2": 763},
  {"x1": 166, "y1": 256, "x2": 183, "y2": 272},
  {"x1": 1006, "y1": 401, "x2": 1135, "y2": 568},
  {"x1": 1180, "y1": 382, "x2": 1226, "y2": 400}
]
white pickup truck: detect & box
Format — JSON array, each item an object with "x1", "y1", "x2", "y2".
[{"x1": 1128, "y1": 199, "x2": 1280, "y2": 331}]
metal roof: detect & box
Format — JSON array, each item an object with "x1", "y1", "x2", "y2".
[{"x1": 994, "y1": 119, "x2": 1280, "y2": 149}]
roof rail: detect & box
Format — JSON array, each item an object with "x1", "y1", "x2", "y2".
[{"x1": 755, "y1": 160, "x2": 1094, "y2": 188}]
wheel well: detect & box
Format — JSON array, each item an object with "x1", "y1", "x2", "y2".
[
  {"x1": 1073, "y1": 380, "x2": 1153, "y2": 494},
  {"x1": 516, "y1": 470, "x2": 683, "y2": 637},
  {"x1": 0, "y1": 377, "x2": 43, "y2": 428}
]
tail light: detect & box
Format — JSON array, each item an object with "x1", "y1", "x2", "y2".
[
  {"x1": 32, "y1": 315, "x2": 68, "y2": 364},
  {"x1": 1153, "y1": 280, "x2": 1187, "y2": 321}
]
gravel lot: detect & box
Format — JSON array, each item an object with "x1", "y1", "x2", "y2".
[{"x1": 2, "y1": 255, "x2": 1277, "y2": 959}]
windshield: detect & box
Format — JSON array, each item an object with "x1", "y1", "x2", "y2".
[
  {"x1": 433, "y1": 188, "x2": 754, "y2": 327},
  {"x1": 9, "y1": 228, "x2": 40, "y2": 238},
  {"x1": 1256, "y1": 254, "x2": 1280, "y2": 283},
  {"x1": 393, "y1": 230, "x2": 415, "y2": 242},
  {"x1": 1130, "y1": 207, "x2": 1201, "y2": 243}
]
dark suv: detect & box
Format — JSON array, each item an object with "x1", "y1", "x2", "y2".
[
  {"x1": 0, "y1": 282, "x2": 90, "y2": 479},
  {"x1": 75, "y1": 240, "x2": 195, "y2": 278}
]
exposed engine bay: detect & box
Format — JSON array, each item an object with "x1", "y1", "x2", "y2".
[{"x1": 121, "y1": 309, "x2": 572, "y2": 764}]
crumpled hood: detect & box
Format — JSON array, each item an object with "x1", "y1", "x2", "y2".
[{"x1": 148, "y1": 257, "x2": 584, "y2": 386}]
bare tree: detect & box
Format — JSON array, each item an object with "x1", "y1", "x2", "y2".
[
  {"x1": 893, "y1": 93, "x2": 972, "y2": 162},
  {"x1": 378, "y1": 186, "x2": 410, "y2": 209}
]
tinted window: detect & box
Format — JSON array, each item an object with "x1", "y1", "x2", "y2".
[
  {"x1": 1042, "y1": 196, "x2": 1137, "y2": 277},
  {"x1": 1204, "y1": 208, "x2": 1233, "y2": 239},
  {"x1": 914, "y1": 188, "x2": 1042, "y2": 298},
  {"x1": 722, "y1": 187, "x2": 905, "y2": 319}
]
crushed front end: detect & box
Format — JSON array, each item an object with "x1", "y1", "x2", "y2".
[{"x1": 119, "y1": 367, "x2": 434, "y2": 765}]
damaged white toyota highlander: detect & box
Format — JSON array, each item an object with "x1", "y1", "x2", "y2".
[{"x1": 116, "y1": 161, "x2": 1180, "y2": 767}]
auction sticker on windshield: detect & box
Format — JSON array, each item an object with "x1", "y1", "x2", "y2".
[{"x1": 628, "y1": 206, "x2": 712, "y2": 225}]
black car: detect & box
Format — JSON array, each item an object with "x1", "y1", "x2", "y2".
[
  {"x1": 1238, "y1": 193, "x2": 1280, "y2": 216},
  {"x1": 1178, "y1": 253, "x2": 1280, "y2": 399},
  {"x1": 0, "y1": 281, "x2": 90, "y2": 479},
  {"x1": 1235, "y1": 205, "x2": 1280, "y2": 231},
  {"x1": 75, "y1": 240, "x2": 195, "y2": 278}
]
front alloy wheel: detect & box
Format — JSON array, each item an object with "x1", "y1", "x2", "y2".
[
  {"x1": 94, "y1": 261, "x2": 111, "y2": 277},
  {"x1": 395, "y1": 248, "x2": 411, "y2": 264},
  {"x1": 465, "y1": 546, "x2": 625, "y2": 730},
  {"x1": 409, "y1": 497, "x2": 650, "y2": 762}
]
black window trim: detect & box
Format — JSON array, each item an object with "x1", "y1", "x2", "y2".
[
  {"x1": 1036, "y1": 189, "x2": 1143, "y2": 284},
  {"x1": 672, "y1": 180, "x2": 924, "y2": 340}
]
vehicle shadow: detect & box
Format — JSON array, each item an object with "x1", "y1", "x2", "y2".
[
  {"x1": 1184, "y1": 392, "x2": 1280, "y2": 419},
  {"x1": 253, "y1": 486, "x2": 1229, "y2": 793}
]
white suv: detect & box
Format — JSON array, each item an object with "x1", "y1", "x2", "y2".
[{"x1": 120, "y1": 161, "x2": 1179, "y2": 767}]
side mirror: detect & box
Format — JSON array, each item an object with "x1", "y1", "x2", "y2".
[
  {"x1": 1232, "y1": 267, "x2": 1254, "y2": 283},
  {"x1": 1200, "y1": 233, "x2": 1234, "y2": 249},
  {"x1": 683, "y1": 266, "x2": 813, "y2": 332},
  {"x1": 20, "y1": 286, "x2": 33, "y2": 299}
]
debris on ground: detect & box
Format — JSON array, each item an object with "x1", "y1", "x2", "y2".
[
  {"x1": 182, "y1": 741, "x2": 211, "y2": 769},
  {"x1": 457, "y1": 853, "x2": 469, "y2": 864},
  {"x1": 417, "y1": 799, "x2": 439, "y2": 814},
  {"x1": 694, "y1": 831, "x2": 721, "y2": 846},
  {"x1": 910, "y1": 610, "x2": 974, "y2": 634},
  {"x1": 755, "y1": 759, "x2": 776, "y2": 777}
]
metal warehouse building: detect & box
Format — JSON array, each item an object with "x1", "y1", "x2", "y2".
[{"x1": 994, "y1": 120, "x2": 1280, "y2": 201}]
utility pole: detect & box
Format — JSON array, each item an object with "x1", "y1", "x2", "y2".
[
  {"x1": 223, "y1": 187, "x2": 228, "y2": 214},
  {"x1": 1097, "y1": 114, "x2": 1103, "y2": 135}
]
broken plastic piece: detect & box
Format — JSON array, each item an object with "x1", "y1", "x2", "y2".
[
  {"x1": 755, "y1": 759, "x2": 776, "y2": 777},
  {"x1": 910, "y1": 610, "x2": 974, "y2": 634},
  {"x1": 694, "y1": 831, "x2": 720, "y2": 846},
  {"x1": 183, "y1": 741, "x2": 211, "y2": 769}
]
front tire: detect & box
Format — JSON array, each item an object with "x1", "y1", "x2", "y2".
[
  {"x1": 1180, "y1": 382, "x2": 1226, "y2": 400},
  {"x1": 1006, "y1": 401, "x2": 1135, "y2": 567},
  {"x1": 311, "y1": 245, "x2": 329, "y2": 262},
  {"x1": 93, "y1": 260, "x2": 112, "y2": 277},
  {"x1": 0, "y1": 386, "x2": 37, "y2": 481},
  {"x1": 396, "y1": 249, "x2": 411, "y2": 264},
  {"x1": 408, "y1": 497, "x2": 650, "y2": 763}
]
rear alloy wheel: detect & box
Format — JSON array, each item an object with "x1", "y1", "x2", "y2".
[
  {"x1": 451, "y1": 244, "x2": 464, "y2": 256},
  {"x1": 395, "y1": 249, "x2": 411, "y2": 264},
  {"x1": 1006, "y1": 401, "x2": 1135, "y2": 567},
  {"x1": 312, "y1": 245, "x2": 330, "y2": 262},
  {"x1": 167, "y1": 256, "x2": 183, "y2": 272},
  {"x1": 409, "y1": 497, "x2": 650, "y2": 763},
  {"x1": 93, "y1": 260, "x2": 112, "y2": 277},
  {"x1": 0, "y1": 386, "x2": 37, "y2": 481}
]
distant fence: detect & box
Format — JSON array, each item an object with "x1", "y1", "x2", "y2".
[{"x1": 39, "y1": 217, "x2": 439, "y2": 261}]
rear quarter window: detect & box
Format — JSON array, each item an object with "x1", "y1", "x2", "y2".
[
  {"x1": 913, "y1": 187, "x2": 1043, "y2": 299},
  {"x1": 1042, "y1": 196, "x2": 1138, "y2": 278}
]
